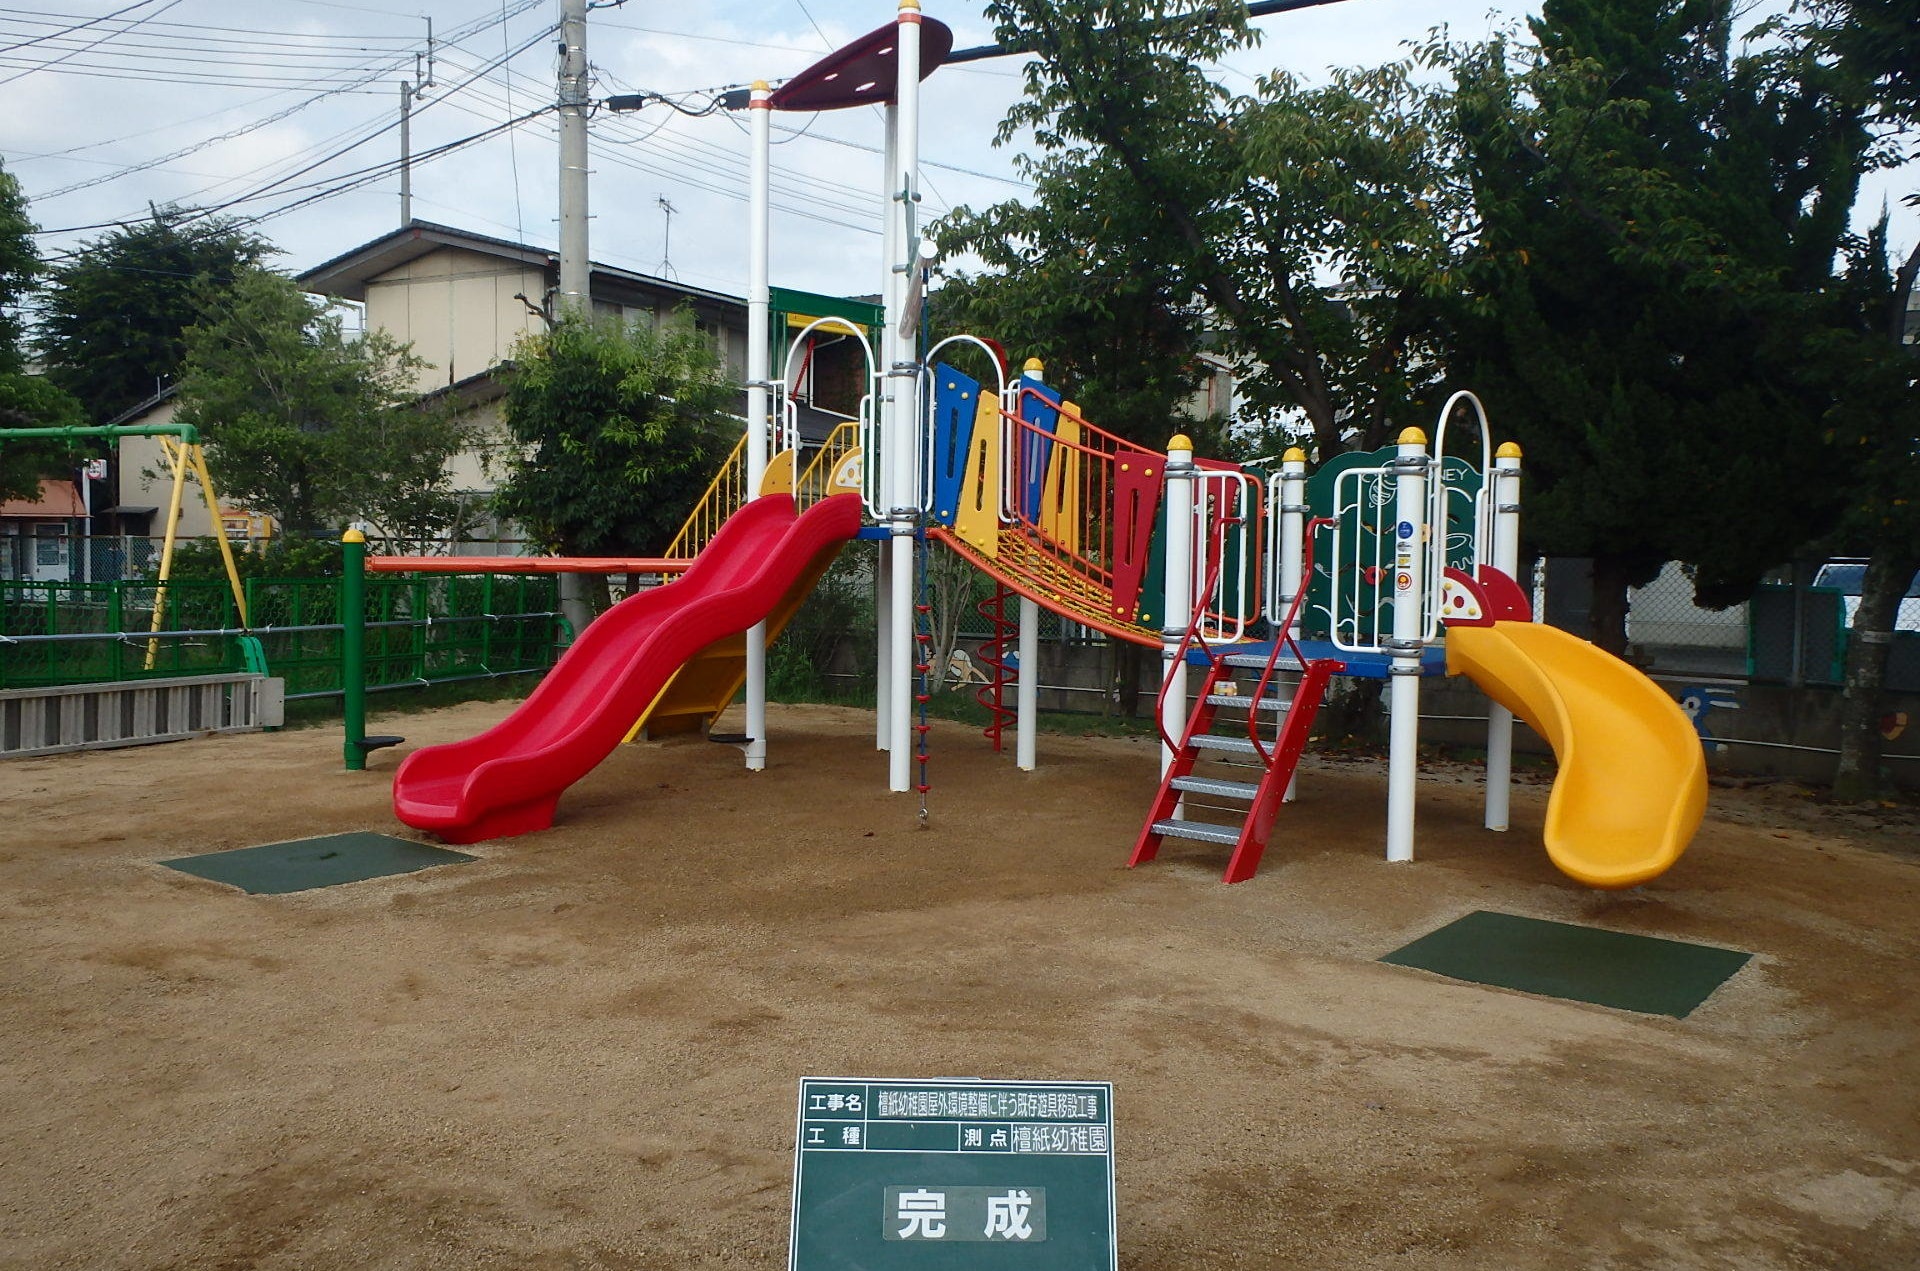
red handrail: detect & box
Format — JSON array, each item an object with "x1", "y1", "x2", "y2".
[
  {"x1": 1244, "y1": 516, "x2": 1338, "y2": 765},
  {"x1": 1151, "y1": 503, "x2": 1243, "y2": 754}
]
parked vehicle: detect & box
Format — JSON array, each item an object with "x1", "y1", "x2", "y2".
[{"x1": 1812, "y1": 562, "x2": 1920, "y2": 633}]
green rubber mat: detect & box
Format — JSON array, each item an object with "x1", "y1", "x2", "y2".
[
  {"x1": 1380, "y1": 910, "x2": 1751, "y2": 1018},
  {"x1": 162, "y1": 832, "x2": 475, "y2": 895}
]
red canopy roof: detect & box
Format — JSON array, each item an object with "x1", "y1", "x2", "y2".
[
  {"x1": 768, "y1": 16, "x2": 952, "y2": 112},
  {"x1": 0, "y1": 479, "x2": 83, "y2": 519}
]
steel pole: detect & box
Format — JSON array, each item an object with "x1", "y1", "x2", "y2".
[
  {"x1": 743, "y1": 81, "x2": 773, "y2": 771},
  {"x1": 1385, "y1": 427, "x2": 1429, "y2": 863},
  {"x1": 1160, "y1": 435, "x2": 1196, "y2": 783},
  {"x1": 1484, "y1": 442, "x2": 1523, "y2": 830}
]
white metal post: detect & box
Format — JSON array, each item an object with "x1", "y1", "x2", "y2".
[
  {"x1": 1484, "y1": 442, "x2": 1523, "y2": 830},
  {"x1": 1014, "y1": 357, "x2": 1045, "y2": 772},
  {"x1": 883, "y1": 0, "x2": 924, "y2": 793},
  {"x1": 1278, "y1": 446, "x2": 1307, "y2": 801},
  {"x1": 1017, "y1": 595, "x2": 1039, "y2": 770},
  {"x1": 874, "y1": 102, "x2": 899, "y2": 756},
  {"x1": 743, "y1": 81, "x2": 773, "y2": 771},
  {"x1": 1278, "y1": 447, "x2": 1308, "y2": 639},
  {"x1": 1385, "y1": 427, "x2": 1429, "y2": 863},
  {"x1": 1160, "y1": 434, "x2": 1196, "y2": 782}
]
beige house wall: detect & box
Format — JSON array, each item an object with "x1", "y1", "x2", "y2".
[
  {"x1": 362, "y1": 247, "x2": 549, "y2": 392},
  {"x1": 444, "y1": 397, "x2": 517, "y2": 495},
  {"x1": 115, "y1": 399, "x2": 224, "y2": 540}
]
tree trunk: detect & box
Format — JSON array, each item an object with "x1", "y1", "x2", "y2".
[
  {"x1": 557, "y1": 572, "x2": 595, "y2": 640},
  {"x1": 1831, "y1": 553, "x2": 1920, "y2": 803},
  {"x1": 1112, "y1": 639, "x2": 1145, "y2": 719},
  {"x1": 1588, "y1": 554, "x2": 1635, "y2": 657}
]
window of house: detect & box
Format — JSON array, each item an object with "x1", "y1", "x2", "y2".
[{"x1": 33, "y1": 522, "x2": 64, "y2": 567}]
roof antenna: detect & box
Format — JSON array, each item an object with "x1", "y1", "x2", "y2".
[{"x1": 656, "y1": 196, "x2": 678, "y2": 281}]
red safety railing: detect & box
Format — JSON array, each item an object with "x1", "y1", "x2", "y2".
[
  {"x1": 1243, "y1": 517, "x2": 1337, "y2": 764},
  {"x1": 987, "y1": 387, "x2": 1260, "y2": 639}
]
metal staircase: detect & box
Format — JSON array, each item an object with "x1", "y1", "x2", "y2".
[{"x1": 1130, "y1": 649, "x2": 1336, "y2": 884}]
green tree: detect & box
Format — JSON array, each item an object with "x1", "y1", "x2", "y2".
[
  {"x1": 492, "y1": 313, "x2": 736, "y2": 629},
  {"x1": 36, "y1": 206, "x2": 273, "y2": 422},
  {"x1": 1820, "y1": 219, "x2": 1919, "y2": 799},
  {"x1": 1438, "y1": 0, "x2": 1868, "y2": 652},
  {"x1": 175, "y1": 268, "x2": 471, "y2": 539},
  {"x1": 933, "y1": 162, "x2": 1215, "y2": 448},
  {"x1": 965, "y1": 0, "x2": 1467, "y2": 459},
  {"x1": 1801, "y1": 0, "x2": 1920, "y2": 799},
  {"x1": 0, "y1": 160, "x2": 87, "y2": 501}
]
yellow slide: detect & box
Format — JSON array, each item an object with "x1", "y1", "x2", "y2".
[{"x1": 1446, "y1": 621, "x2": 1707, "y2": 888}]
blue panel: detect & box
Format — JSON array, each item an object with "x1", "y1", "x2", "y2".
[
  {"x1": 1016, "y1": 381, "x2": 1062, "y2": 522},
  {"x1": 928, "y1": 362, "x2": 981, "y2": 528},
  {"x1": 1187, "y1": 639, "x2": 1447, "y2": 679}
]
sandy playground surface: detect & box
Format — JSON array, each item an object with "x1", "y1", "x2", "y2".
[{"x1": 2, "y1": 700, "x2": 1919, "y2": 1270}]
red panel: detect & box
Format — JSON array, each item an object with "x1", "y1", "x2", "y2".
[
  {"x1": 1109, "y1": 456, "x2": 1165, "y2": 622},
  {"x1": 1476, "y1": 564, "x2": 1534, "y2": 621},
  {"x1": 768, "y1": 18, "x2": 953, "y2": 113}
]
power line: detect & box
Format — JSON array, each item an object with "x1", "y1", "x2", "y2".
[
  {"x1": 26, "y1": 7, "x2": 550, "y2": 210},
  {"x1": 0, "y1": 0, "x2": 166, "y2": 54},
  {"x1": 0, "y1": 6, "x2": 419, "y2": 43},
  {"x1": 0, "y1": 0, "x2": 181, "y2": 87},
  {"x1": 31, "y1": 105, "x2": 554, "y2": 238},
  {"x1": 13, "y1": 0, "x2": 543, "y2": 197}
]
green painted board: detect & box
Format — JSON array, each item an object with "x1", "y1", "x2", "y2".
[
  {"x1": 161, "y1": 832, "x2": 474, "y2": 895},
  {"x1": 790, "y1": 1078, "x2": 1116, "y2": 1270},
  {"x1": 1381, "y1": 910, "x2": 1751, "y2": 1018}
]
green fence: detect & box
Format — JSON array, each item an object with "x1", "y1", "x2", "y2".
[{"x1": 1, "y1": 572, "x2": 563, "y2": 697}]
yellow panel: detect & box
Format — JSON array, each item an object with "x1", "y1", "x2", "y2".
[
  {"x1": 952, "y1": 393, "x2": 1002, "y2": 559},
  {"x1": 621, "y1": 664, "x2": 684, "y2": 744},
  {"x1": 1039, "y1": 406, "x2": 1083, "y2": 558},
  {"x1": 786, "y1": 312, "x2": 868, "y2": 334},
  {"x1": 760, "y1": 448, "x2": 797, "y2": 496},
  {"x1": 829, "y1": 446, "x2": 863, "y2": 492},
  {"x1": 626, "y1": 539, "x2": 851, "y2": 738}
]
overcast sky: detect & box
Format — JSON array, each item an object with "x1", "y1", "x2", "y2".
[{"x1": 1, "y1": 0, "x2": 1913, "y2": 308}]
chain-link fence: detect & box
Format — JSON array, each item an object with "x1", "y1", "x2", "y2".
[{"x1": 1539, "y1": 556, "x2": 1920, "y2": 692}]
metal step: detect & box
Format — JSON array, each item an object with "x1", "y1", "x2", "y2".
[
  {"x1": 1206, "y1": 693, "x2": 1292, "y2": 712},
  {"x1": 1171, "y1": 776, "x2": 1259, "y2": 800},
  {"x1": 1149, "y1": 818, "x2": 1242, "y2": 846},
  {"x1": 1189, "y1": 734, "x2": 1259, "y2": 756},
  {"x1": 1221, "y1": 652, "x2": 1306, "y2": 673}
]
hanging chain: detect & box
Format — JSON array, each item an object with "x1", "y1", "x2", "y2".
[{"x1": 912, "y1": 517, "x2": 934, "y2": 825}]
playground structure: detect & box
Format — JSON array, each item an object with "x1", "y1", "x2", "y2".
[{"x1": 388, "y1": 1, "x2": 1707, "y2": 888}]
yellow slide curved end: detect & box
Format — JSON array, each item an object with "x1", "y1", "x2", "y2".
[{"x1": 1447, "y1": 622, "x2": 1707, "y2": 888}]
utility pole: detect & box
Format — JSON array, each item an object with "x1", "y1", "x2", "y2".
[
  {"x1": 557, "y1": 0, "x2": 591, "y2": 313},
  {"x1": 398, "y1": 30, "x2": 434, "y2": 227}
]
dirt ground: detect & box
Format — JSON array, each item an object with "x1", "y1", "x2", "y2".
[{"x1": 2, "y1": 700, "x2": 1918, "y2": 1270}]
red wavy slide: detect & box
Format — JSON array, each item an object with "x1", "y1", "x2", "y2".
[{"x1": 392, "y1": 493, "x2": 862, "y2": 844}]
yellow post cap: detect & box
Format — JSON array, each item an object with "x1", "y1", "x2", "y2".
[
  {"x1": 1397, "y1": 427, "x2": 1428, "y2": 447},
  {"x1": 342, "y1": 528, "x2": 366, "y2": 544},
  {"x1": 1496, "y1": 441, "x2": 1523, "y2": 459},
  {"x1": 1022, "y1": 357, "x2": 1044, "y2": 374},
  {"x1": 1282, "y1": 446, "x2": 1307, "y2": 464},
  {"x1": 752, "y1": 79, "x2": 770, "y2": 92},
  {"x1": 1168, "y1": 433, "x2": 1193, "y2": 452},
  {"x1": 899, "y1": 0, "x2": 921, "y2": 10}
]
